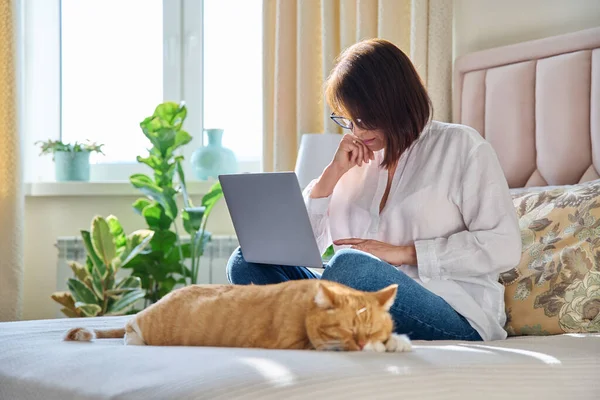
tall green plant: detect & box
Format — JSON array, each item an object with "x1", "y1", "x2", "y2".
[
  {"x1": 125, "y1": 102, "x2": 191, "y2": 304},
  {"x1": 126, "y1": 101, "x2": 224, "y2": 303},
  {"x1": 51, "y1": 215, "x2": 152, "y2": 317}
]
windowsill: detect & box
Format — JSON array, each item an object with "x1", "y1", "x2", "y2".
[{"x1": 24, "y1": 180, "x2": 219, "y2": 197}]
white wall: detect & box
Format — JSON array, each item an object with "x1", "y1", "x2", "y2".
[
  {"x1": 23, "y1": 192, "x2": 234, "y2": 320},
  {"x1": 453, "y1": 0, "x2": 600, "y2": 60}
]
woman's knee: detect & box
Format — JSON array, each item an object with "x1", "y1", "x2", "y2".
[
  {"x1": 322, "y1": 249, "x2": 381, "y2": 283},
  {"x1": 226, "y1": 247, "x2": 250, "y2": 284}
]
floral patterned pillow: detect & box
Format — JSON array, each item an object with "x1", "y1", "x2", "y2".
[{"x1": 502, "y1": 179, "x2": 600, "y2": 336}]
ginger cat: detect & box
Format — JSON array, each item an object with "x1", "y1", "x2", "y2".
[{"x1": 65, "y1": 280, "x2": 411, "y2": 352}]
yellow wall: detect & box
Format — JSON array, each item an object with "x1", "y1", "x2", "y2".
[
  {"x1": 23, "y1": 193, "x2": 233, "y2": 320},
  {"x1": 453, "y1": 0, "x2": 600, "y2": 59}
]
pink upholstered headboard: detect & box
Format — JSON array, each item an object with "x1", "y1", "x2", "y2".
[{"x1": 453, "y1": 27, "x2": 600, "y2": 188}]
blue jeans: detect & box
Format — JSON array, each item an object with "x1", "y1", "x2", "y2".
[{"x1": 227, "y1": 247, "x2": 482, "y2": 341}]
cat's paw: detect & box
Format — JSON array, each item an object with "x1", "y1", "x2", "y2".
[
  {"x1": 362, "y1": 341, "x2": 386, "y2": 352},
  {"x1": 385, "y1": 334, "x2": 412, "y2": 352}
]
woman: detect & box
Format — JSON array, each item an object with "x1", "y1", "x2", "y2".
[{"x1": 227, "y1": 39, "x2": 521, "y2": 342}]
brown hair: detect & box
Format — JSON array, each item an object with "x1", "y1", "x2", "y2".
[{"x1": 325, "y1": 39, "x2": 432, "y2": 168}]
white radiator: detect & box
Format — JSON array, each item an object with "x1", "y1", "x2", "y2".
[{"x1": 55, "y1": 234, "x2": 239, "y2": 295}]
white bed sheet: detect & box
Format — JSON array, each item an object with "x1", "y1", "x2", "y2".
[{"x1": 1, "y1": 316, "x2": 598, "y2": 400}]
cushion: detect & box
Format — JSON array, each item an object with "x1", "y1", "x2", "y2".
[{"x1": 501, "y1": 179, "x2": 600, "y2": 336}]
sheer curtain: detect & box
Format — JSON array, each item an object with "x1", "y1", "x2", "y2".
[
  {"x1": 0, "y1": 0, "x2": 24, "y2": 321},
  {"x1": 263, "y1": 0, "x2": 452, "y2": 172}
]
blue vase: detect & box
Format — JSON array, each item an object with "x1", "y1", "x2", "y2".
[
  {"x1": 54, "y1": 151, "x2": 91, "y2": 181},
  {"x1": 191, "y1": 129, "x2": 238, "y2": 180}
]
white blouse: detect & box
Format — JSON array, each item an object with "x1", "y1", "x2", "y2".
[{"x1": 303, "y1": 121, "x2": 522, "y2": 341}]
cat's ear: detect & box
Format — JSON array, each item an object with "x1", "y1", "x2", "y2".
[
  {"x1": 315, "y1": 282, "x2": 337, "y2": 309},
  {"x1": 373, "y1": 284, "x2": 398, "y2": 311}
]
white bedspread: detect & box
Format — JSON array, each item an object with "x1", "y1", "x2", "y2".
[{"x1": 1, "y1": 316, "x2": 598, "y2": 399}]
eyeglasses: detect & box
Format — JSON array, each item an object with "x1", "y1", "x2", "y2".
[{"x1": 330, "y1": 113, "x2": 361, "y2": 130}]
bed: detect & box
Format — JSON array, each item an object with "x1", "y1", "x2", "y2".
[
  {"x1": 2, "y1": 27, "x2": 600, "y2": 400},
  {"x1": 1, "y1": 317, "x2": 598, "y2": 399}
]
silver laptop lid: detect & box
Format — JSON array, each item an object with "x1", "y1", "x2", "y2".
[{"x1": 219, "y1": 172, "x2": 324, "y2": 268}]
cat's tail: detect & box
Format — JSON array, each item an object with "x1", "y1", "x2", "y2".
[{"x1": 64, "y1": 327, "x2": 125, "y2": 342}]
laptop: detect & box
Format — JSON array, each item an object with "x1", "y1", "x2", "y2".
[{"x1": 218, "y1": 172, "x2": 325, "y2": 268}]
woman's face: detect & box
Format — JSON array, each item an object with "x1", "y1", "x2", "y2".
[{"x1": 352, "y1": 124, "x2": 386, "y2": 152}]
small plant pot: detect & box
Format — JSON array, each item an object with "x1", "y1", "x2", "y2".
[{"x1": 54, "y1": 151, "x2": 91, "y2": 182}]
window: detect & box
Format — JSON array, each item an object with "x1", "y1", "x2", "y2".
[
  {"x1": 61, "y1": 0, "x2": 164, "y2": 164},
  {"x1": 22, "y1": 0, "x2": 262, "y2": 182},
  {"x1": 203, "y1": 0, "x2": 262, "y2": 163}
]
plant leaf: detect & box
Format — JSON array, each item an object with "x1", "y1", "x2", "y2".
[
  {"x1": 154, "y1": 101, "x2": 186, "y2": 128},
  {"x1": 60, "y1": 307, "x2": 80, "y2": 318},
  {"x1": 150, "y1": 230, "x2": 177, "y2": 253},
  {"x1": 121, "y1": 230, "x2": 154, "y2": 267},
  {"x1": 130, "y1": 173, "x2": 154, "y2": 186},
  {"x1": 160, "y1": 188, "x2": 179, "y2": 220},
  {"x1": 110, "y1": 258, "x2": 122, "y2": 274},
  {"x1": 81, "y1": 230, "x2": 106, "y2": 276},
  {"x1": 67, "y1": 278, "x2": 98, "y2": 305},
  {"x1": 108, "y1": 290, "x2": 146, "y2": 314},
  {"x1": 117, "y1": 276, "x2": 142, "y2": 290},
  {"x1": 179, "y1": 243, "x2": 192, "y2": 259},
  {"x1": 75, "y1": 303, "x2": 102, "y2": 317},
  {"x1": 160, "y1": 261, "x2": 185, "y2": 274},
  {"x1": 106, "y1": 276, "x2": 142, "y2": 297},
  {"x1": 158, "y1": 277, "x2": 177, "y2": 298},
  {"x1": 105, "y1": 288, "x2": 137, "y2": 297},
  {"x1": 105, "y1": 272, "x2": 115, "y2": 292},
  {"x1": 153, "y1": 162, "x2": 177, "y2": 187},
  {"x1": 173, "y1": 130, "x2": 192, "y2": 150},
  {"x1": 322, "y1": 245, "x2": 335, "y2": 259},
  {"x1": 131, "y1": 175, "x2": 178, "y2": 220},
  {"x1": 171, "y1": 102, "x2": 187, "y2": 128},
  {"x1": 140, "y1": 114, "x2": 165, "y2": 139},
  {"x1": 201, "y1": 182, "x2": 223, "y2": 215},
  {"x1": 69, "y1": 261, "x2": 91, "y2": 283},
  {"x1": 91, "y1": 216, "x2": 116, "y2": 270},
  {"x1": 182, "y1": 207, "x2": 205, "y2": 234},
  {"x1": 132, "y1": 198, "x2": 152, "y2": 215},
  {"x1": 106, "y1": 215, "x2": 127, "y2": 254},
  {"x1": 154, "y1": 127, "x2": 176, "y2": 155},
  {"x1": 142, "y1": 203, "x2": 172, "y2": 230},
  {"x1": 137, "y1": 155, "x2": 162, "y2": 170},
  {"x1": 119, "y1": 252, "x2": 152, "y2": 271},
  {"x1": 51, "y1": 291, "x2": 77, "y2": 310},
  {"x1": 90, "y1": 267, "x2": 104, "y2": 299},
  {"x1": 85, "y1": 256, "x2": 94, "y2": 273}
]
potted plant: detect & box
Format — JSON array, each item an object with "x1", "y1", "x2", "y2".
[
  {"x1": 125, "y1": 101, "x2": 225, "y2": 304},
  {"x1": 51, "y1": 215, "x2": 153, "y2": 317},
  {"x1": 36, "y1": 139, "x2": 104, "y2": 182}
]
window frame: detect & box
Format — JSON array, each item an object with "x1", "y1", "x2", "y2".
[{"x1": 21, "y1": 0, "x2": 260, "y2": 184}]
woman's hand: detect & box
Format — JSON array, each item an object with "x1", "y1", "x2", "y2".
[
  {"x1": 332, "y1": 134, "x2": 375, "y2": 175},
  {"x1": 309, "y1": 134, "x2": 375, "y2": 199},
  {"x1": 334, "y1": 238, "x2": 417, "y2": 266}
]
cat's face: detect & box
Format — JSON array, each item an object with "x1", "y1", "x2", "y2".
[{"x1": 305, "y1": 282, "x2": 397, "y2": 351}]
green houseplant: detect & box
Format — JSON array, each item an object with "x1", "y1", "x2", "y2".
[
  {"x1": 51, "y1": 215, "x2": 153, "y2": 317},
  {"x1": 36, "y1": 139, "x2": 104, "y2": 182},
  {"x1": 125, "y1": 101, "x2": 224, "y2": 304},
  {"x1": 126, "y1": 102, "x2": 192, "y2": 304}
]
